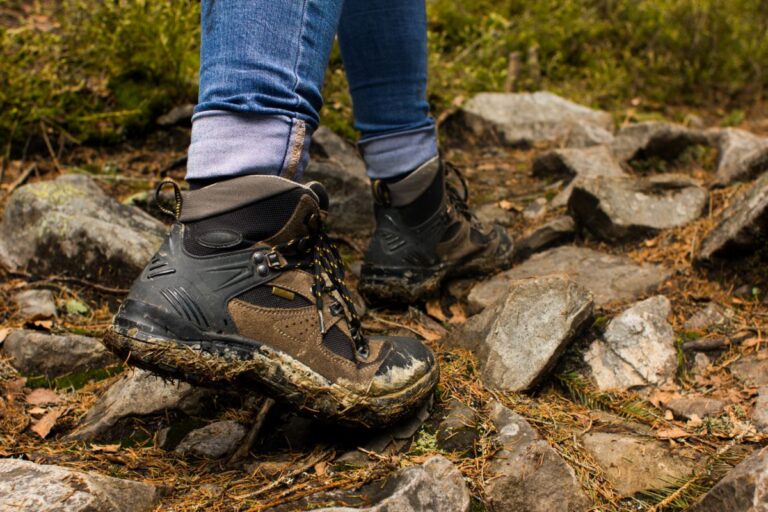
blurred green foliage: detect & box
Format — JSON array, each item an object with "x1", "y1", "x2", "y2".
[{"x1": 2, "y1": 0, "x2": 768, "y2": 147}]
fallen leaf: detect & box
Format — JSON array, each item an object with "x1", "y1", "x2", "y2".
[
  {"x1": 0, "y1": 328, "x2": 10, "y2": 344},
  {"x1": 32, "y1": 320, "x2": 53, "y2": 330},
  {"x1": 741, "y1": 337, "x2": 761, "y2": 349},
  {"x1": 687, "y1": 414, "x2": 703, "y2": 428},
  {"x1": 426, "y1": 299, "x2": 448, "y2": 323},
  {"x1": 657, "y1": 427, "x2": 689, "y2": 439},
  {"x1": 448, "y1": 303, "x2": 467, "y2": 325},
  {"x1": 664, "y1": 409, "x2": 674, "y2": 421},
  {"x1": 90, "y1": 443, "x2": 120, "y2": 453},
  {"x1": 498, "y1": 199, "x2": 515, "y2": 211},
  {"x1": 28, "y1": 406, "x2": 46, "y2": 417},
  {"x1": 26, "y1": 388, "x2": 61, "y2": 405},
  {"x1": 30, "y1": 407, "x2": 64, "y2": 438},
  {"x1": 314, "y1": 461, "x2": 327, "y2": 477}
]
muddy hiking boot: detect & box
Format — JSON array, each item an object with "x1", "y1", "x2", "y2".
[
  {"x1": 103, "y1": 176, "x2": 438, "y2": 427},
  {"x1": 359, "y1": 157, "x2": 515, "y2": 304}
]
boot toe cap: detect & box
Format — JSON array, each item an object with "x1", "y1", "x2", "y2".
[{"x1": 369, "y1": 336, "x2": 436, "y2": 394}]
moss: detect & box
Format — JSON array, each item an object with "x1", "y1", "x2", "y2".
[{"x1": 26, "y1": 364, "x2": 124, "y2": 390}]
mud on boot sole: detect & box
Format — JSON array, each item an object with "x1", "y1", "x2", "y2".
[
  {"x1": 103, "y1": 328, "x2": 439, "y2": 429},
  {"x1": 358, "y1": 264, "x2": 451, "y2": 304}
]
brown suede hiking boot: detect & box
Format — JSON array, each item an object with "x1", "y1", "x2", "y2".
[
  {"x1": 103, "y1": 176, "x2": 438, "y2": 427},
  {"x1": 359, "y1": 157, "x2": 515, "y2": 304}
]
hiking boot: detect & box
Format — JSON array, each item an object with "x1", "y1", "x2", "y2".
[
  {"x1": 359, "y1": 157, "x2": 515, "y2": 304},
  {"x1": 103, "y1": 176, "x2": 438, "y2": 427}
]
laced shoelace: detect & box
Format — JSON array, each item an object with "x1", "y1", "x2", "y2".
[
  {"x1": 273, "y1": 216, "x2": 369, "y2": 360},
  {"x1": 443, "y1": 161, "x2": 481, "y2": 228}
]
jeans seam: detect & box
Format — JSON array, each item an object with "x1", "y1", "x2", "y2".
[{"x1": 290, "y1": 0, "x2": 311, "y2": 111}]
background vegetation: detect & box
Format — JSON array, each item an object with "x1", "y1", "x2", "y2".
[{"x1": 3, "y1": 0, "x2": 768, "y2": 146}]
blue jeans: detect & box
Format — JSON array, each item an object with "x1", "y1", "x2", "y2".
[{"x1": 187, "y1": 0, "x2": 437, "y2": 182}]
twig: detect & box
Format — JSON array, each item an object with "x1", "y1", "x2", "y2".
[
  {"x1": 40, "y1": 121, "x2": 62, "y2": 173},
  {"x1": 7, "y1": 164, "x2": 36, "y2": 193},
  {"x1": 6, "y1": 269, "x2": 129, "y2": 295},
  {"x1": 228, "y1": 397, "x2": 275, "y2": 465},
  {"x1": 240, "y1": 446, "x2": 332, "y2": 500}
]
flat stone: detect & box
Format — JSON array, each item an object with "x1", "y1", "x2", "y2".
[
  {"x1": 0, "y1": 174, "x2": 165, "y2": 287},
  {"x1": 156, "y1": 103, "x2": 195, "y2": 126},
  {"x1": 730, "y1": 353, "x2": 768, "y2": 387},
  {"x1": 584, "y1": 296, "x2": 677, "y2": 391},
  {"x1": 451, "y1": 92, "x2": 613, "y2": 148},
  {"x1": 474, "y1": 202, "x2": 515, "y2": 227},
  {"x1": 69, "y1": 369, "x2": 211, "y2": 440},
  {"x1": 0, "y1": 458, "x2": 157, "y2": 512},
  {"x1": 13, "y1": 289, "x2": 57, "y2": 321},
  {"x1": 175, "y1": 420, "x2": 246, "y2": 458},
  {"x1": 450, "y1": 275, "x2": 592, "y2": 392},
  {"x1": 569, "y1": 174, "x2": 708, "y2": 242},
  {"x1": 752, "y1": 387, "x2": 768, "y2": 433},
  {"x1": 689, "y1": 446, "x2": 768, "y2": 511},
  {"x1": 2, "y1": 329, "x2": 116, "y2": 378},
  {"x1": 469, "y1": 246, "x2": 671, "y2": 310},
  {"x1": 307, "y1": 456, "x2": 471, "y2": 512},
  {"x1": 522, "y1": 197, "x2": 548, "y2": 220},
  {"x1": 713, "y1": 128, "x2": 768, "y2": 186},
  {"x1": 696, "y1": 172, "x2": 768, "y2": 262},
  {"x1": 610, "y1": 121, "x2": 709, "y2": 163},
  {"x1": 486, "y1": 402, "x2": 590, "y2": 512},
  {"x1": 684, "y1": 302, "x2": 733, "y2": 331},
  {"x1": 565, "y1": 123, "x2": 615, "y2": 148},
  {"x1": 581, "y1": 432, "x2": 696, "y2": 496},
  {"x1": 436, "y1": 399, "x2": 478, "y2": 454},
  {"x1": 515, "y1": 215, "x2": 576, "y2": 261},
  {"x1": 305, "y1": 126, "x2": 372, "y2": 234},
  {"x1": 666, "y1": 396, "x2": 725, "y2": 420}
]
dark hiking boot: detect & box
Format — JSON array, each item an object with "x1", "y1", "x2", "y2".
[
  {"x1": 103, "y1": 176, "x2": 438, "y2": 427},
  {"x1": 359, "y1": 157, "x2": 514, "y2": 304}
]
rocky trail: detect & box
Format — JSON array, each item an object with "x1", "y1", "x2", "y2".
[{"x1": 1, "y1": 92, "x2": 768, "y2": 511}]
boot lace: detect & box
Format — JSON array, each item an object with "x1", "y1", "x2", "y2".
[
  {"x1": 272, "y1": 215, "x2": 369, "y2": 360},
  {"x1": 444, "y1": 161, "x2": 481, "y2": 228}
]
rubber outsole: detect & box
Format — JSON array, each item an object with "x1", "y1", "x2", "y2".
[{"x1": 103, "y1": 327, "x2": 439, "y2": 429}]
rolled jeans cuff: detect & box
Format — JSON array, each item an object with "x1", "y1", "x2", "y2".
[
  {"x1": 186, "y1": 110, "x2": 310, "y2": 182},
  {"x1": 359, "y1": 125, "x2": 438, "y2": 180}
]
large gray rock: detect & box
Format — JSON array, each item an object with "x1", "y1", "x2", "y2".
[
  {"x1": 581, "y1": 432, "x2": 696, "y2": 496},
  {"x1": 569, "y1": 175, "x2": 708, "y2": 242},
  {"x1": 451, "y1": 275, "x2": 592, "y2": 392},
  {"x1": 310, "y1": 456, "x2": 471, "y2": 512},
  {"x1": 713, "y1": 128, "x2": 768, "y2": 186},
  {"x1": 753, "y1": 387, "x2": 768, "y2": 433},
  {"x1": 468, "y1": 246, "x2": 671, "y2": 311},
  {"x1": 0, "y1": 174, "x2": 165, "y2": 286},
  {"x1": 13, "y1": 289, "x2": 57, "y2": 321},
  {"x1": 486, "y1": 402, "x2": 590, "y2": 512},
  {"x1": 564, "y1": 123, "x2": 615, "y2": 148},
  {"x1": 689, "y1": 446, "x2": 768, "y2": 511},
  {"x1": 515, "y1": 215, "x2": 576, "y2": 261},
  {"x1": 730, "y1": 353, "x2": 768, "y2": 387},
  {"x1": 584, "y1": 296, "x2": 677, "y2": 391},
  {"x1": 2, "y1": 329, "x2": 116, "y2": 378},
  {"x1": 610, "y1": 121, "x2": 709, "y2": 163},
  {"x1": 696, "y1": 172, "x2": 768, "y2": 262},
  {"x1": 452, "y1": 92, "x2": 613, "y2": 148},
  {"x1": 305, "y1": 129, "x2": 372, "y2": 234},
  {"x1": 666, "y1": 396, "x2": 725, "y2": 420},
  {"x1": 69, "y1": 369, "x2": 210, "y2": 440},
  {"x1": 175, "y1": 420, "x2": 246, "y2": 458},
  {"x1": 0, "y1": 458, "x2": 157, "y2": 512}
]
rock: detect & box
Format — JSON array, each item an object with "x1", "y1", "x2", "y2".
[
  {"x1": 307, "y1": 456, "x2": 471, "y2": 512},
  {"x1": 693, "y1": 353, "x2": 712, "y2": 374},
  {"x1": 522, "y1": 197, "x2": 548, "y2": 220},
  {"x1": 450, "y1": 275, "x2": 592, "y2": 392},
  {"x1": 0, "y1": 458, "x2": 157, "y2": 512},
  {"x1": 610, "y1": 121, "x2": 708, "y2": 163},
  {"x1": 684, "y1": 302, "x2": 733, "y2": 331},
  {"x1": 0, "y1": 174, "x2": 165, "y2": 287},
  {"x1": 485, "y1": 402, "x2": 590, "y2": 512},
  {"x1": 2, "y1": 329, "x2": 116, "y2": 378},
  {"x1": 515, "y1": 215, "x2": 576, "y2": 261},
  {"x1": 474, "y1": 202, "x2": 514, "y2": 227},
  {"x1": 564, "y1": 123, "x2": 615, "y2": 148},
  {"x1": 69, "y1": 369, "x2": 210, "y2": 440},
  {"x1": 304, "y1": 162, "x2": 373, "y2": 235},
  {"x1": 581, "y1": 432, "x2": 696, "y2": 496},
  {"x1": 696, "y1": 172, "x2": 768, "y2": 262},
  {"x1": 156, "y1": 103, "x2": 195, "y2": 126},
  {"x1": 13, "y1": 289, "x2": 57, "y2": 321},
  {"x1": 310, "y1": 126, "x2": 366, "y2": 176},
  {"x1": 469, "y1": 246, "x2": 671, "y2": 311},
  {"x1": 569, "y1": 174, "x2": 708, "y2": 242},
  {"x1": 436, "y1": 399, "x2": 478, "y2": 453},
  {"x1": 730, "y1": 353, "x2": 768, "y2": 387},
  {"x1": 666, "y1": 396, "x2": 725, "y2": 420},
  {"x1": 584, "y1": 296, "x2": 677, "y2": 391},
  {"x1": 175, "y1": 420, "x2": 246, "y2": 458},
  {"x1": 752, "y1": 387, "x2": 768, "y2": 433},
  {"x1": 451, "y1": 92, "x2": 613, "y2": 148},
  {"x1": 713, "y1": 128, "x2": 768, "y2": 186},
  {"x1": 689, "y1": 446, "x2": 768, "y2": 511}
]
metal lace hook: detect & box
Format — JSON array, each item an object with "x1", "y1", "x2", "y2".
[{"x1": 155, "y1": 178, "x2": 182, "y2": 219}]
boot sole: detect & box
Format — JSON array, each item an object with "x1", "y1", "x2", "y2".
[{"x1": 103, "y1": 327, "x2": 439, "y2": 428}]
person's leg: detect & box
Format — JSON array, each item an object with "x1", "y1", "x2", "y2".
[
  {"x1": 186, "y1": 0, "x2": 343, "y2": 184},
  {"x1": 337, "y1": 0, "x2": 437, "y2": 180}
]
